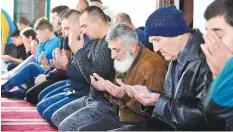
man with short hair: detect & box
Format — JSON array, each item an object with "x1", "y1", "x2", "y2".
[
  {"x1": 50, "y1": 5, "x2": 69, "y2": 34},
  {"x1": 17, "y1": 17, "x2": 31, "y2": 31},
  {"x1": 36, "y1": 9, "x2": 91, "y2": 126},
  {"x1": 25, "y1": 6, "x2": 70, "y2": 104},
  {"x1": 77, "y1": 24, "x2": 167, "y2": 131},
  {"x1": 200, "y1": 0, "x2": 233, "y2": 130},
  {"x1": 51, "y1": 6, "x2": 115, "y2": 131},
  {"x1": 2, "y1": 30, "x2": 27, "y2": 71},
  {"x1": 114, "y1": 13, "x2": 153, "y2": 51},
  {"x1": 117, "y1": 5, "x2": 217, "y2": 131}
]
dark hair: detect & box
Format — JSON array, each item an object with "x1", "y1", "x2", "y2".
[
  {"x1": 22, "y1": 29, "x2": 37, "y2": 40},
  {"x1": 60, "y1": 9, "x2": 81, "y2": 21},
  {"x1": 51, "y1": 5, "x2": 69, "y2": 16},
  {"x1": 204, "y1": 0, "x2": 233, "y2": 26},
  {"x1": 11, "y1": 30, "x2": 20, "y2": 37},
  {"x1": 34, "y1": 18, "x2": 53, "y2": 31},
  {"x1": 58, "y1": 9, "x2": 69, "y2": 25},
  {"x1": 17, "y1": 17, "x2": 31, "y2": 25},
  {"x1": 81, "y1": 6, "x2": 108, "y2": 23}
]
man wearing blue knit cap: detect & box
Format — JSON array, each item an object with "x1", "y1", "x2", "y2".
[{"x1": 121, "y1": 5, "x2": 224, "y2": 131}]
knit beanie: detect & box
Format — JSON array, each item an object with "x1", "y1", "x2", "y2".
[{"x1": 145, "y1": 5, "x2": 189, "y2": 38}]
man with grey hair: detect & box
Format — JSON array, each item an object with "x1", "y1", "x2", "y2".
[
  {"x1": 114, "y1": 13, "x2": 153, "y2": 51},
  {"x1": 78, "y1": 24, "x2": 167, "y2": 131}
]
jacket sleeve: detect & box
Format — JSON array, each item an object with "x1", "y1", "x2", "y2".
[
  {"x1": 45, "y1": 68, "x2": 67, "y2": 81},
  {"x1": 153, "y1": 60, "x2": 211, "y2": 129},
  {"x1": 204, "y1": 57, "x2": 233, "y2": 121},
  {"x1": 73, "y1": 41, "x2": 114, "y2": 84}
]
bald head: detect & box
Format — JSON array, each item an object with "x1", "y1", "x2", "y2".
[
  {"x1": 76, "y1": 0, "x2": 89, "y2": 12},
  {"x1": 114, "y1": 13, "x2": 132, "y2": 25}
]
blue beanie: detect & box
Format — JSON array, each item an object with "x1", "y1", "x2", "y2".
[{"x1": 145, "y1": 5, "x2": 189, "y2": 38}]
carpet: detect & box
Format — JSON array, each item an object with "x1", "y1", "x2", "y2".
[{"x1": 1, "y1": 97, "x2": 57, "y2": 131}]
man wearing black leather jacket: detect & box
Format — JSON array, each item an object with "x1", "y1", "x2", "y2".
[{"x1": 116, "y1": 5, "x2": 225, "y2": 131}]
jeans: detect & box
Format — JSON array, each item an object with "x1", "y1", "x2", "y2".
[
  {"x1": 51, "y1": 96, "x2": 116, "y2": 131},
  {"x1": 38, "y1": 80, "x2": 70, "y2": 101},
  {"x1": 2, "y1": 62, "x2": 45, "y2": 91},
  {"x1": 77, "y1": 111, "x2": 144, "y2": 131},
  {"x1": 37, "y1": 91, "x2": 88, "y2": 126},
  {"x1": 77, "y1": 111, "x2": 122, "y2": 131}
]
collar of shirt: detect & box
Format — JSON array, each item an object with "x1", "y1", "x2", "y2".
[{"x1": 177, "y1": 34, "x2": 194, "y2": 66}]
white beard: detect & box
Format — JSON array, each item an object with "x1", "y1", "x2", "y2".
[{"x1": 114, "y1": 51, "x2": 135, "y2": 74}]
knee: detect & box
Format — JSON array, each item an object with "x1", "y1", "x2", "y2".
[
  {"x1": 58, "y1": 119, "x2": 70, "y2": 131},
  {"x1": 51, "y1": 110, "x2": 63, "y2": 127},
  {"x1": 77, "y1": 124, "x2": 90, "y2": 131},
  {"x1": 58, "y1": 118, "x2": 78, "y2": 131},
  {"x1": 25, "y1": 90, "x2": 38, "y2": 104},
  {"x1": 37, "y1": 100, "x2": 49, "y2": 116}
]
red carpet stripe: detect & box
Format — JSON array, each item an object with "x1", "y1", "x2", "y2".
[
  {"x1": 1, "y1": 125, "x2": 57, "y2": 131},
  {"x1": 1, "y1": 101, "x2": 35, "y2": 107},
  {"x1": 1, "y1": 97, "x2": 57, "y2": 131},
  {"x1": 1, "y1": 112, "x2": 42, "y2": 119}
]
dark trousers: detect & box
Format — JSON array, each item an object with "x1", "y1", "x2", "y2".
[
  {"x1": 7, "y1": 62, "x2": 18, "y2": 71},
  {"x1": 25, "y1": 78, "x2": 64, "y2": 104}
]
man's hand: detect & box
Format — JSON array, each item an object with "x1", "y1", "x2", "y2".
[
  {"x1": 55, "y1": 49, "x2": 69, "y2": 71},
  {"x1": 201, "y1": 31, "x2": 233, "y2": 79},
  {"x1": 105, "y1": 79, "x2": 126, "y2": 98},
  {"x1": 49, "y1": 49, "x2": 63, "y2": 70},
  {"x1": 68, "y1": 31, "x2": 84, "y2": 54},
  {"x1": 90, "y1": 73, "x2": 107, "y2": 91},
  {"x1": 35, "y1": 74, "x2": 47, "y2": 85},
  {"x1": 125, "y1": 85, "x2": 134, "y2": 98},
  {"x1": 2, "y1": 55, "x2": 13, "y2": 62},
  {"x1": 130, "y1": 85, "x2": 160, "y2": 106},
  {"x1": 40, "y1": 53, "x2": 50, "y2": 70}
]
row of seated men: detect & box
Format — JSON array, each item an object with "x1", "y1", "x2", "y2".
[{"x1": 1, "y1": 0, "x2": 233, "y2": 131}]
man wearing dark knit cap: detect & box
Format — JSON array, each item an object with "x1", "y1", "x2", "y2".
[{"x1": 115, "y1": 5, "x2": 222, "y2": 131}]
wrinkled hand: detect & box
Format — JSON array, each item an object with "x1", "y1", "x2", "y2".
[
  {"x1": 2, "y1": 55, "x2": 13, "y2": 62},
  {"x1": 35, "y1": 74, "x2": 47, "y2": 85},
  {"x1": 201, "y1": 31, "x2": 233, "y2": 79},
  {"x1": 68, "y1": 31, "x2": 84, "y2": 54},
  {"x1": 40, "y1": 53, "x2": 50, "y2": 70},
  {"x1": 90, "y1": 73, "x2": 107, "y2": 91},
  {"x1": 105, "y1": 79, "x2": 126, "y2": 98},
  {"x1": 131, "y1": 85, "x2": 160, "y2": 106},
  {"x1": 125, "y1": 85, "x2": 134, "y2": 98}
]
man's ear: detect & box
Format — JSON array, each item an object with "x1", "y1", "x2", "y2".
[
  {"x1": 176, "y1": 34, "x2": 183, "y2": 40},
  {"x1": 130, "y1": 42, "x2": 137, "y2": 53},
  {"x1": 29, "y1": 36, "x2": 33, "y2": 41},
  {"x1": 95, "y1": 19, "x2": 101, "y2": 28}
]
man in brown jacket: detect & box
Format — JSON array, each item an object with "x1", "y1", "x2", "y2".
[{"x1": 77, "y1": 24, "x2": 167, "y2": 131}]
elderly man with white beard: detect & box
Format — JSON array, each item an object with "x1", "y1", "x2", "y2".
[{"x1": 77, "y1": 24, "x2": 168, "y2": 131}]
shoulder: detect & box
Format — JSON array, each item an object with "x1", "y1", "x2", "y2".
[{"x1": 138, "y1": 48, "x2": 167, "y2": 73}]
